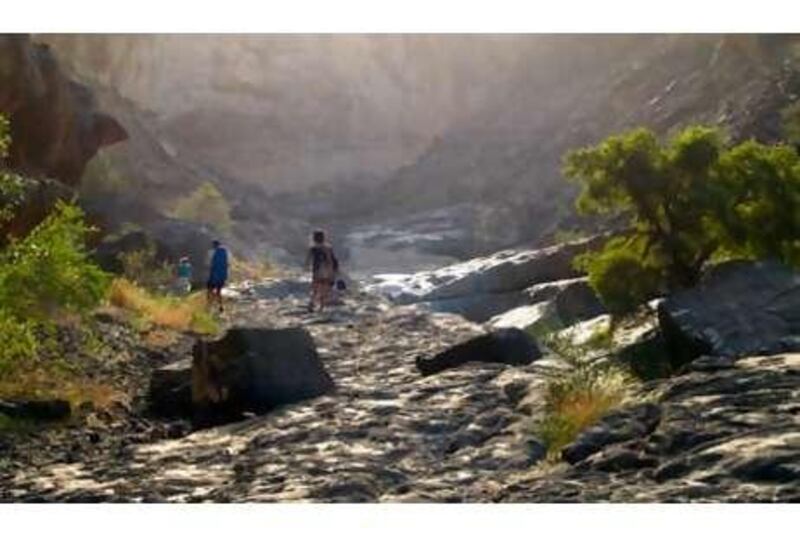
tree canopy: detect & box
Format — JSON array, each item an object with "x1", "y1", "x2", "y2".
[{"x1": 564, "y1": 125, "x2": 800, "y2": 313}]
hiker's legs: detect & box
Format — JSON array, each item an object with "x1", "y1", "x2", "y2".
[
  {"x1": 308, "y1": 281, "x2": 318, "y2": 311},
  {"x1": 215, "y1": 287, "x2": 224, "y2": 311},
  {"x1": 318, "y1": 281, "x2": 331, "y2": 311}
]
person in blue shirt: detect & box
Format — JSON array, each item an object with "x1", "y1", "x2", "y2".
[{"x1": 206, "y1": 240, "x2": 229, "y2": 313}]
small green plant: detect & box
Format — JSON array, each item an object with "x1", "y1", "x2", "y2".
[{"x1": 172, "y1": 182, "x2": 233, "y2": 234}]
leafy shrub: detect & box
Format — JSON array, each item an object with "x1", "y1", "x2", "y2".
[
  {"x1": 1, "y1": 205, "x2": 106, "y2": 317},
  {"x1": 575, "y1": 237, "x2": 663, "y2": 315},
  {"x1": 715, "y1": 140, "x2": 800, "y2": 266},
  {"x1": 116, "y1": 241, "x2": 173, "y2": 291},
  {"x1": 564, "y1": 125, "x2": 800, "y2": 313},
  {"x1": 0, "y1": 202, "x2": 111, "y2": 321},
  {"x1": 172, "y1": 182, "x2": 233, "y2": 234},
  {"x1": 0, "y1": 312, "x2": 37, "y2": 373}
]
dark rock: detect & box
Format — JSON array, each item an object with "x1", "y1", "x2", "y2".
[
  {"x1": 0, "y1": 35, "x2": 126, "y2": 187},
  {"x1": 150, "y1": 327, "x2": 335, "y2": 425},
  {"x1": 613, "y1": 324, "x2": 673, "y2": 380},
  {"x1": 526, "y1": 277, "x2": 606, "y2": 324},
  {"x1": 562, "y1": 403, "x2": 661, "y2": 464},
  {"x1": 658, "y1": 260, "x2": 800, "y2": 362},
  {"x1": 415, "y1": 328, "x2": 541, "y2": 376},
  {"x1": 148, "y1": 358, "x2": 193, "y2": 418},
  {"x1": 0, "y1": 398, "x2": 71, "y2": 421}
]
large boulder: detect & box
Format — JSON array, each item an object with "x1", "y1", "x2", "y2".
[
  {"x1": 371, "y1": 236, "x2": 606, "y2": 305},
  {"x1": 658, "y1": 260, "x2": 800, "y2": 362},
  {"x1": 488, "y1": 277, "x2": 606, "y2": 333},
  {"x1": 148, "y1": 327, "x2": 335, "y2": 424},
  {"x1": 0, "y1": 35, "x2": 126, "y2": 187},
  {"x1": 416, "y1": 328, "x2": 541, "y2": 376}
]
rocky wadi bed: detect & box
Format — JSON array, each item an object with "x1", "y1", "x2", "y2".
[{"x1": 1, "y1": 240, "x2": 799, "y2": 503}]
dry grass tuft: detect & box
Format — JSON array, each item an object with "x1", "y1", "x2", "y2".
[
  {"x1": 536, "y1": 336, "x2": 637, "y2": 459},
  {"x1": 0, "y1": 364, "x2": 126, "y2": 413},
  {"x1": 108, "y1": 278, "x2": 218, "y2": 335}
]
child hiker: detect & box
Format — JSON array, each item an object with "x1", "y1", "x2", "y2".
[{"x1": 305, "y1": 229, "x2": 339, "y2": 312}]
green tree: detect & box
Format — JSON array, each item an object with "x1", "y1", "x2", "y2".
[
  {"x1": 715, "y1": 140, "x2": 800, "y2": 265},
  {"x1": 564, "y1": 125, "x2": 800, "y2": 314},
  {"x1": 565, "y1": 126, "x2": 724, "y2": 291},
  {"x1": 172, "y1": 182, "x2": 233, "y2": 234}
]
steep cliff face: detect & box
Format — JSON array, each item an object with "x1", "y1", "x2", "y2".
[
  {"x1": 29, "y1": 34, "x2": 800, "y2": 266},
  {"x1": 0, "y1": 35, "x2": 127, "y2": 187},
  {"x1": 40, "y1": 34, "x2": 535, "y2": 192},
  {"x1": 356, "y1": 35, "x2": 800, "y2": 246}
]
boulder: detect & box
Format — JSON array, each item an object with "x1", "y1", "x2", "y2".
[
  {"x1": 415, "y1": 328, "x2": 542, "y2": 376},
  {"x1": 488, "y1": 301, "x2": 559, "y2": 333},
  {"x1": 658, "y1": 260, "x2": 800, "y2": 361},
  {"x1": 369, "y1": 235, "x2": 606, "y2": 305},
  {"x1": 148, "y1": 358, "x2": 193, "y2": 418},
  {"x1": 148, "y1": 327, "x2": 335, "y2": 424},
  {"x1": 488, "y1": 277, "x2": 606, "y2": 333}
]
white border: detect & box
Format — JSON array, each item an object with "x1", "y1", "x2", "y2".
[
  {"x1": 1, "y1": 503, "x2": 798, "y2": 531},
  {"x1": 2, "y1": 0, "x2": 800, "y2": 32}
]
